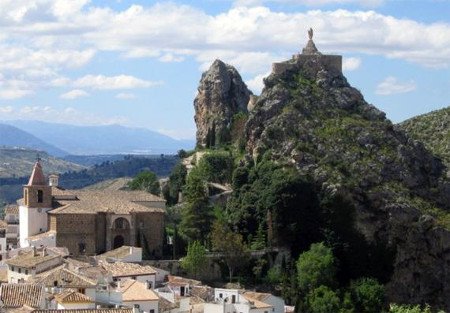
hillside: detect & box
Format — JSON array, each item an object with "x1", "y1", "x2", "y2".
[
  {"x1": 186, "y1": 42, "x2": 450, "y2": 309},
  {"x1": 0, "y1": 124, "x2": 67, "y2": 157},
  {"x1": 399, "y1": 106, "x2": 450, "y2": 169},
  {"x1": 3, "y1": 120, "x2": 194, "y2": 155},
  {"x1": 0, "y1": 148, "x2": 85, "y2": 178}
]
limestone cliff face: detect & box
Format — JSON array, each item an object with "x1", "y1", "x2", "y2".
[
  {"x1": 245, "y1": 55, "x2": 450, "y2": 309},
  {"x1": 194, "y1": 59, "x2": 252, "y2": 148}
]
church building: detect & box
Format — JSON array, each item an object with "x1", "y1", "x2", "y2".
[{"x1": 18, "y1": 161, "x2": 165, "y2": 258}]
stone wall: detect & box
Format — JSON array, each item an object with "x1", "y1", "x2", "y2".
[
  {"x1": 272, "y1": 54, "x2": 342, "y2": 76},
  {"x1": 136, "y1": 212, "x2": 165, "y2": 258},
  {"x1": 54, "y1": 213, "x2": 97, "y2": 255}
]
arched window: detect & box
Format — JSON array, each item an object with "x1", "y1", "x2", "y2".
[
  {"x1": 113, "y1": 218, "x2": 130, "y2": 230},
  {"x1": 37, "y1": 190, "x2": 43, "y2": 203}
]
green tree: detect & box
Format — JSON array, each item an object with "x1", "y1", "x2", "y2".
[
  {"x1": 350, "y1": 277, "x2": 385, "y2": 313},
  {"x1": 180, "y1": 167, "x2": 212, "y2": 242},
  {"x1": 211, "y1": 220, "x2": 249, "y2": 282},
  {"x1": 306, "y1": 285, "x2": 341, "y2": 313},
  {"x1": 180, "y1": 241, "x2": 207, "y2": 278},
  {"x1": 389, "y1": 304, "x2": 433, "y2": 313},
  {"x1": 164, "y1": 162, "x2": 187, "y2": 205},
  {"x1": 297, "y1": 242, "x2": 336, "y2": 293},
  {"x1": 128, "y1": 170, "x2": 160, "y2": 195}
]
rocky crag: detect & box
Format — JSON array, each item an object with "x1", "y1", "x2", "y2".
[
  {"x1": 400, "y1": 106, "x2": 450, "y2": 171},
  {"x1": 194, "y1": 59, "x2": 252, "y2": 148},
  {"x1": 195, "y1": 34, "x2": 450, "y2": 309},
  {"x1": 244, "y1": 36, "x2": 450, "y2": 309}
]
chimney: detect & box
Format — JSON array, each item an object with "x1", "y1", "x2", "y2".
[
  {"x1": 32, "y1": 246, "x2": 37, "y2": 257},
  {"x1": 49, "y1": 174, "x2": 59, "y2": 187},
  {"x1": 42, "y1": 247, "x2": 47, "y2": 257}
]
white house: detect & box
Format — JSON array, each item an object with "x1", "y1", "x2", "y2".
[
  {"x1": 4, "y1": 204, "x2": 20, "y2": 251},
  {"x1": 0, "y1": 220, "x2": 7, "y2": 261},
  {"x1": 100, "y1": 261, "x2": 157, "y2": 288},
  {"x1": 119, "y1": 280, "x2": 159, "y2": 313},
  {"x1": 32, "y1": 265, "x2": 97, "y2": 300},
  {"x1": 204, "y1": 289, "x2": 280, "y2": 313},
  {"x1": 53, "y1": 290, "x2": 96, "y2": 310},
  {"x1": 5, "y1": 247, "x2": 63, "y2": 283},
  {"x1": 96, "y1": 246, "x2": 143, "y2": 263}
]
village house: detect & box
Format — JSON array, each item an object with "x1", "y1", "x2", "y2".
[
  {"x1": 0, "y1": 283, "x2": 46, "y2": 309},
  {"x1": 4, "y1": 204, "x2": 20, "y2": 251},
  {"x1": 203, "y1": 289, "x2": 286, "y2": 313},
  {"x1": 17, "y1": 161, "x2": 166, "y2": 258},
  {"x1": 31, "y1": 265, "x2": 97, "y2": 300},
  {"x1": 5, "y1": 247, "x2": 64, "y2": 283},
  {"x1": 0, "y1": 219, "x2": 7, "y2": 261},
  {"x1": 95, "y1": 246, "x2": 143, "y2": 263},
  {"x1": 52, "y1": 290, "x2": 96, "y2": 310}
]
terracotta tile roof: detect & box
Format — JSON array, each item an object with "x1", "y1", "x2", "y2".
[
  {"x1": 241, "y1": 293, "x2": 272, "y2": 309},
  {"x1": 0, "y1": 219, "x2": 8, "y2": 229},
  {"x1": 32, "y1": 309, "x2": 133, "y2": 313},
  {"x1": 5, "y1": 204, "x2": 19, "y2": 215},
  {"x1": 167, "y1": 275, "x2": 201, "y2": 286},
  {"x1": 5, "y1": 250, "x2": 61, "y2": 269},
  {"x1": 50, "y1": 190, "x2": 165, "y2": 215},
  {"x1": 27, "y1": 161, "x2": 46, "y2": 186},
  {"x1": 32, "y1": 266, "x2": 96, "y2": 288},
  {"x1": 101, "y1": 261, "x2": 156, "y2": 277},
  {"x1": 97, "y1": 246, "x2": 135, "y2": 259},
  {"x1": 120, "y1": 280, "x2": 159, "y2": 302},
  {"x1": 159, "y1": 296, "x2": 178, "y2": 311},
  {"x1": 0, "y1": 267, "x2": 8, "y2": 283},
  {"x1": 54, "y1": 290, "x2": 93, "y2": 303},
  {"x1": 0, "y1": 283, "x2": 45, "y2": 308},
  {"x1": 242, "y1": 291, "x2": 271, "y2": 302},
  {"x1": 4, "y1": 304, "x2": 35, "y2": 313}
]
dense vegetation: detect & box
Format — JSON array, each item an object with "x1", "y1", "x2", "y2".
[{"x1": 400, "y1": 106, "x2": 450, "y2": 169}]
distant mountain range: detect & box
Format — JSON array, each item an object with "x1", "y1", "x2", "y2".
[
  {"x1": 0, "y1": 124, "x2": 68, "y2": 157},
  {"x1": 0, "y1": 120, "x2": 195, "y2": 156}
]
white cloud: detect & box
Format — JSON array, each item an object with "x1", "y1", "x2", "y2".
[
  {"x1": 234, "y1": 0, "x2": 384, "y2": 8},
  {"x1": 343, "y1": 57, "x2": 361, "y2": 71},
  {"x1": 116, "y1": 92, "x2": 136, "y2": 99},
  {"x1": 60, "y1": 89, "x2": 89, "y2": 100},
  {"x1": 0, "y1": 1, "x2": 449, "y2": 101},
  {"x1": 0, "y1": 80, "x2": 33, "y2": 99},
  {"x1": 159, "y1": 53, "x2": 185, "y2": 63},
  {"x1": 246, "y1": 71, "x2": 271, "y2": 94},
  {"x1": 0, "y1": 106, "x2": 14, "y2": 113},
  {"x1": 73, "y1": 75, "x2": 162, "y2": 90},
  {"x1": 0, "y1": 105, "x2": 128, "y2": 126},
  {"x1": 376, "y1": 76, "x2": 416, "y2": 95}
]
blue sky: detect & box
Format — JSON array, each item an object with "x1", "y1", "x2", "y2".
[{"x1": 0, "y1": 0, "x2": 449, "y2": 140}]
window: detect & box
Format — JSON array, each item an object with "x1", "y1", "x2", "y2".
[
  {"x1": 10, "y1": 266, "x2": 14, "y2": 272},
  {"x1": 131, "y1": 276, "x2": 137, "y2": 280},
  {"x1": 18, "y1": 268, "x2": 21, "y2": 274},
  {"x1": 78, "y1": 288, "x2": 85, "y2": 294},
  {"x1": 37, "y1": 190, "x2": 43, "y2": 203},
  {"x1": 25, "y1": 269, "x2": 28, "y2": 275},
  {"x1": 54, "y1": 281, "x2": 58, "y2": 287},
  {"x1": 219, "y1": 293, "x2": 223, "y2": 298},
  {"x1": 232, "y1": 295, "x2": 236, "y2": 304},
  {"x1": 150, "y1": 310, "x2": 155, "y2": 313}
]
